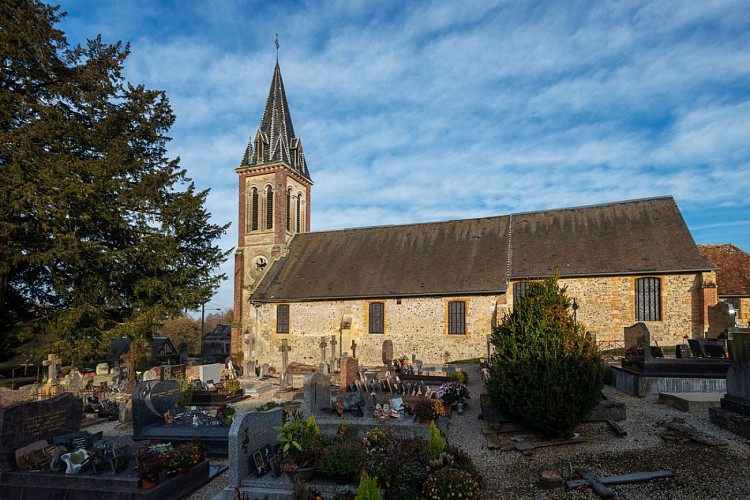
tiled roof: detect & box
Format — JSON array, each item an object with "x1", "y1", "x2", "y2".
[
  {"x1": 251, "y1": 197, "x2": 713, "y2": 302},
  {"x1": 511, "y1": 197, "x2": 714, "y2": 277},
  {"x1": 241, "y1": 62, "x2": 310, "y2": 179},
  {"x1": 698, "y1": 243, "x2": 750, "y2": 297}
]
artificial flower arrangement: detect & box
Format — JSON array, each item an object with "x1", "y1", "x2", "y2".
[
  {"x1": 414, "y1": 398, "x2": 446, "y2": 422},
  {"x1": 373, "y1": 403, "x2": 391, "y2": 422},
  {"x1": 163, "y1": 442, "x2": 204, "y2": 474}
]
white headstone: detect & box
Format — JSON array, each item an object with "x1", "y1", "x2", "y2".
[
  {"x1": 142, "y1": 369, "x2": 158, "y2": 381},
  {"x1": 199, "y1": 363, "x2": 223, "y2": 384}
]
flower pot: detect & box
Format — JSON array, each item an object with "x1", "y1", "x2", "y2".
[
  {"x1": 141, "y1": 478, "x2": 158, "y2": 489},
  {"x1": 294, "y1": 465, "x2": 316, "y2": 482}
]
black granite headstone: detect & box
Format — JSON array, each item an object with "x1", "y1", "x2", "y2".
[
  {"x1": 0, "y1": 392, "x2": 82, "y2": 467},
  {"x1": 131, "y1": 379, "x2": 180, "y2": 438}
]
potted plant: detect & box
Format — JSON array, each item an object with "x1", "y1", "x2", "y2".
[
  {"x1": 414, "y1": 399, "x2": 446, "y2": 423},
  {"x1": 163, "y1": 442, "x2": 203, "y2": 475},
  {"x1": 136, "y1": 443, "x2": 169, "y2": 488},
  {"x1": 423, "y1": 467, "x2": 481, "y2": 499},
  {"x1": 436, "y1": 382, "x2": 470, "y2": 407},
  {"x1": 275, "y1": 410, "x2": 319, "y2": 480},
  {"x1": 314, "y1": 440, "x2": 366, "y2": 484}
]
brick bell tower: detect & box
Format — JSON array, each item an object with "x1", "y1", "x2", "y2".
[{"x1": 232, "y1": 59, "x2": 312, "y2": 370}]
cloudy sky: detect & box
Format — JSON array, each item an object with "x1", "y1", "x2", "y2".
[{"x1": 56, "y1": 0, "x2": 750, "y2": 312}]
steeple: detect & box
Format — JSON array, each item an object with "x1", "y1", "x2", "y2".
[{"x1": 241, "y1": 62, "x2": 310, "y2": 180}]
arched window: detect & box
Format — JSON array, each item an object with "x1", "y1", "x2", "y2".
[
  {"x1": 296, "y1": 194, "x2": 302, "y2": 233},
  {"x1": 266, "y1": 186, "x2": 273, "y2": 230},
  {"x1": 635, "y1": 277, "x2": 662, "y2": 321},
  {"x1": 250, "y1": 187, "x2": 258, "y2": 231},
  {"x1": 286, "y1": 188, "x2": 292, "y2": 232}
]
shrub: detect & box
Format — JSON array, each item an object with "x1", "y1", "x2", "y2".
[
  {"x1": 450, "y1": 369, "x2": 469, "y2": 384},
  {"x1": 427, "y1": 421, "x2": 445, "y2": 459},
  {"x1": 354, "y1": 471, "x2": 382, "y2": 500},
  {"x1": 435, "y1": 381, "x2": 469, "y2": 406},
  {"x1": 314, "y1": 440, "x2": 366, "y2": 478},
  {"x1": 486, "y1": 273, "x2": 604, "y2": 437},
  {"x1": 423, "y1": 467, "x2": 481, "y2": 499},
  {"x1": 414, "y1": 399, "x2": 445, "y2": 422}
]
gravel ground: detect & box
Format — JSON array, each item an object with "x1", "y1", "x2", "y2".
[{"x1": 89, "y1": 366, "x2": 750, "y2": 499}]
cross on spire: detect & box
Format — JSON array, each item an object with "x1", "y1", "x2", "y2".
[{"x1": 275, "y1": 34, "x2": 279, "y2": 62}]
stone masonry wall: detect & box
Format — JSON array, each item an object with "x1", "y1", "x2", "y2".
[{"x1": 249, "y1": 295, "x2": 499, "y2": 370}]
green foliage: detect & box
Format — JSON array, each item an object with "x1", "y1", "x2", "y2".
[
  {"x1": 428, "y1": 421, "x2": 445, "y2": 459},
  {"x1": 487, "y1": 274, "x2": 604, "y2": 437},
  {"x1": 423, "y1": 468, "x2": 481, "y2": 499},
  {"x1": 0, "y1": 1, "x2": 230, "y2": 361},
  {"x1": 354, "y1": 471, "x2": 382, "y2": 500},
  {"x1": 176, "y1": 375, "x2": 193, "y2": 406},
  {"x1": 275, "y1": 410, "x2": 305, "y2": 457},
  {"x1": 414, "y1": 399, "x2": 445, "y2": 421},
  {"x1": 314, "y1": 440, "x2": 366, "y2": 478},
  {"x1": 450, "y1": 369, "x2": 469, "y2": 384},
  {"x1": 300, "y1": 415, "x2": 322, "y2": 451}
]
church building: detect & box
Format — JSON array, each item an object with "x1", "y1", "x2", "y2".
[{"x1": 232, "y1": 63, "x2": 718, "y2": 371}]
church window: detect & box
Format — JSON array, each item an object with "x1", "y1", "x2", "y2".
[
  {"x1": 448, "y1": 300, "x2": 466, "y2": 335},
  {"x1": 286, "y1": 188, "x2": 292, "y2": 232},
  {"x1": 276, "y1": 304, "x2": 290, "y2": 334},
  {"x1": 266, "y1": 186, "x2": 274, "y2": 230},
  {"x1": 296, "y1": 194, "x2": 301, "y2": 233},
  {"x1": 513, "y1": 281, "x2": 531, "y2": 305},
  {"x1": 635, "y1": 277, "x2": 662, "y2": 321},
  {"x1": 250, "y1": 187, "x2": 258, "y2": 231},
  {"x1": 369, "y1": 302, "x2": 385, "y2": 334}
]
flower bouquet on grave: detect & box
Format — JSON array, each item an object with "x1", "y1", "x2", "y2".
[
  {"x1": 163, "y1": 442, "x2": 203, "y2": 475},
  {"x1": 136, "y1": 443, "x2": 170, "y2": 487},
  {"x1": 373, "y1": 403, "x2": 391, "y2": 422},
  {"x1": 436, "y1": 381, "x2": 470, "y2": 406},
  {"x1": 415, "y1": 398, "x2": 446, "y2": 423},
  {"x1": 215, "y1": 403, "x2": 236, "y2": 425}
]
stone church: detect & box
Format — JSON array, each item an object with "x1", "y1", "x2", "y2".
[{"x1": 232, "y1": 63, "x2": 718, "y2": 371}]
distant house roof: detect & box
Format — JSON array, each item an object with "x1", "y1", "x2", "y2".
[
  {"x1": 203, "y1": 324, "x2": 232, "y2": 341},
  {"x1": 698, "y1": 243, "x2": 750, "y2": 297},
  {"x1": 251, "y1": 196, "x2": 714, "y2": 302},
  {"x1": 109, "y1": 336, "x2": 178, "y2": 361}
]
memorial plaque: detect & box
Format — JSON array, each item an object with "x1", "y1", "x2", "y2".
[
  {"x1": 0, "y1": 393, "x2": 82, "y2": 467},
  {"x1": 131, "y1": 379, "x2": 180, "y2": 438}
]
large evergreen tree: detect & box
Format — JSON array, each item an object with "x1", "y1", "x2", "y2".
[
  {"x1": 0, "y1": 1, "x2": 230, "y2": 362},
  {"x1": 486, "y1": 274, "x2": 604, "y2": 437}
]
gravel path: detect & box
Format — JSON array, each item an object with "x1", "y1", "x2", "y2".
[{"x1": 90, "y1": 366, "x2": 750, "y2": 499}]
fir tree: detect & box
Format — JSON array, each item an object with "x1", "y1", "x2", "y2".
[
  {"x1": 0, "y1": 1, "x2": 230, "y2": 361},
  {"x1": 486, "y1": 274, "x2": 604, "y2": 437}
]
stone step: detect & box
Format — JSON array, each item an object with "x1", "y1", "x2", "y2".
[{"x1": 659, "y1": 392, "x2": 724, "y2": 413}]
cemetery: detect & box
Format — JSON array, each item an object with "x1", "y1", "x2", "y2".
[{"x1": 2, "y1": 320, "x2": 750, "y2": 499}]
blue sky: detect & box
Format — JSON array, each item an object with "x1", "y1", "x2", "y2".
[{"x1": 55, "y1": 0, "x2": 750, "y2": 313}]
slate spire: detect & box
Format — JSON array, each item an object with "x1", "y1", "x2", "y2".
[{"x1": 241, "y1": 62, "x2": 310, "y2": 179}]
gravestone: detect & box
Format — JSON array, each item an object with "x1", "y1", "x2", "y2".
[
  {"x1": 43, "y1": 353, "x2": 60, "y2": 383},
  {"x1": 142, "y1": 368, "x2": 158, "y2": 381},
  {"x1": 227, "y1": 407, "x2": 282, "y2": 487},
  {"x1": 260, "y1": 363, "x2": 270, "y2": 378},
  {"x1": 382, "y1": 340, "x2": 394, "y2": 366},
  {"x1": 319, "y1": 336, "x2": 328, "y2": 362},
  {"x1": 330, "y1": 335, "x2": 338, "y2": 370},
  {"x1": 302, "y1": 372, "x2": 332, "y2": 417},
  {"x1": 319, "y1": 361, "x2": 330, "y2": 374},
  {"x1": 199, "y1": 363, "x2": 224, "y2": 384},
  {"x1": 242, "y1": 333, "x2": 256, "y2": 378},
  {"x1": 340, "y1": 355, "x2": 358, "y2": 394},
  {"x1": 0, "y1": 392, "x2": 82, "y2": 467},
  {"x1": 351, "y1": 339, "x2": 358, "y2": 358},
  {"x1": 131, "y1": 379, "x2": 180, "y2": 438},
  {"x1": 279, "y1": 340, "x2": 292, "y2": 389}
]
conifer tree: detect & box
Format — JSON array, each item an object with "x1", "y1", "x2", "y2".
[
  {"x1": 486, "y1": 274, "x2": 603, "y2": 437},
  {"x1": 0, "y1": 1, "x2": 230, "y2": 362}
]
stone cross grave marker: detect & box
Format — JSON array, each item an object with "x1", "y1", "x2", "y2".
[
  {"x1": 351, "y1": 339, "x2": 357, "y2": 358},
  {"x1": 382, "y1": 340, "x2": 393, "y2": 366},
  {"x1": 243, "y1": 333, "x2": 255, "y2": 378},
  {"x1": 319, "y1": 336, "x2": 328, "y2": 362},
  {"x1": 43, "y1": 354, "x2": 60, "y2": 384},
  {"x1": 280, "y1": 339, "x2": 292, "y2": 389},
  {"x1": 330, "y1": 335, "x2": 338, "y2": 371}
]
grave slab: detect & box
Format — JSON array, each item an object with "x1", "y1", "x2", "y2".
[
  {"x1": 0, "y1": 393, "x2": 82, "y2": 467},
  {"x1": 659, "y1": 392, "x2": 723, "y2": 413}
]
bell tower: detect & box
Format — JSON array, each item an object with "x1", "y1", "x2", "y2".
[{"x1": 232, "y1": 60, "x2": 312, "y2": 360}]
